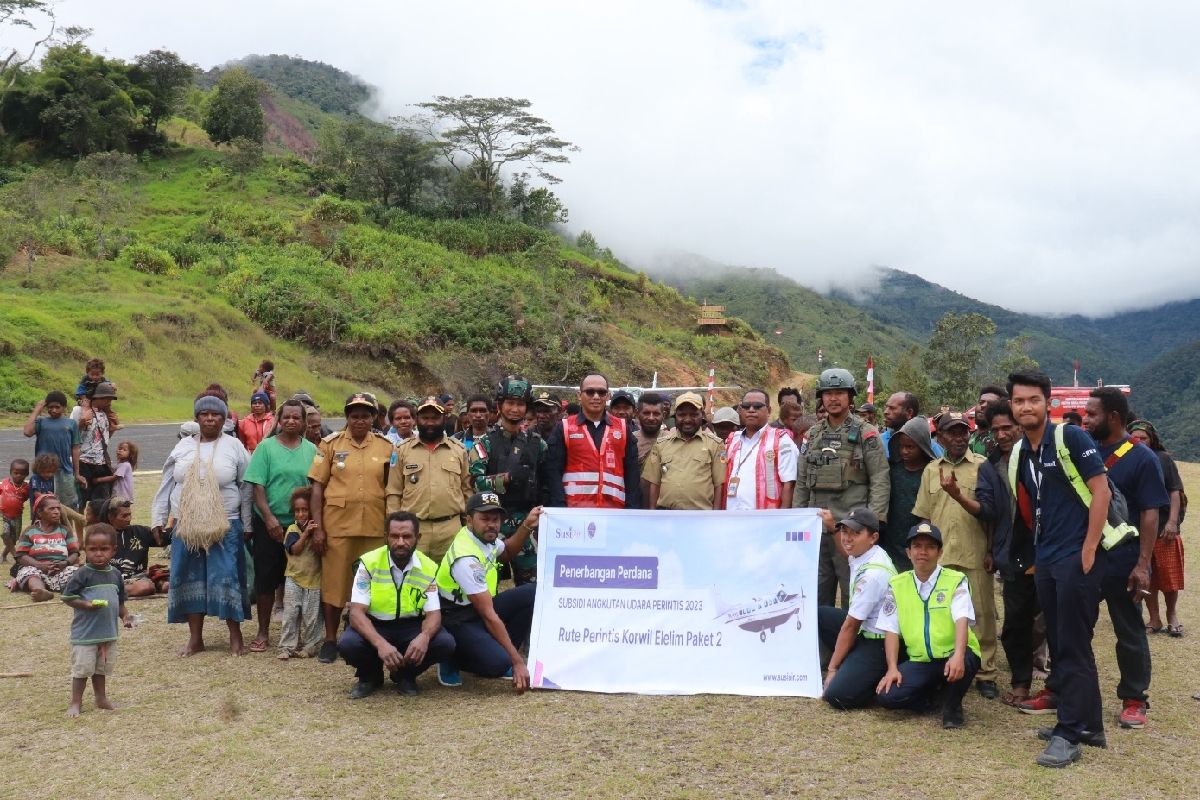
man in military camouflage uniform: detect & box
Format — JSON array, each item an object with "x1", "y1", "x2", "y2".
[
  {"x1": 794, "y1": 368, "x2": 890, "y2": 609},
  {"x1": 469, "y1": 376, "x2": 550, "y2": 585}
]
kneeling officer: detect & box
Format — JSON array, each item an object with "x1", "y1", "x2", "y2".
[
  {"x1": 435, "y1": 492, "x2": 541, "y2": 693},
  {"x1": 337, "y1": 512, "x2": 455, "y2": 698},
  {"x1": 875, "y1": 522, "x2": 981, "y2": 728}
]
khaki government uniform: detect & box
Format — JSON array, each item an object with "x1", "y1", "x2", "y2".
[
  {"x1": 643, "y1": 429, "x2": 726, "y2": 510},
  {"x1": 386, "y1": 435, "x2": 473, "y2": 563},
  {"x1": 793, "y1": 414, "x2": 890, "y2": 609},
  {"x1": 308, "y1": 429, "x2": 396, "y2": 606},
  {"x1": 912, "y1": 451, "x2": 997, "y2": 682}
]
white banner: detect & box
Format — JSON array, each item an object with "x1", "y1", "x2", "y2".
[{"x1": 529, "y1": 508, "x2": 823, "y2": 696}]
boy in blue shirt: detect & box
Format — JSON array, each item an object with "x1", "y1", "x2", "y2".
[{"x1": 60, "y1": 524, "x2": 131, "y2": 718}]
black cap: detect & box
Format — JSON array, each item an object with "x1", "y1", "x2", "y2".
[
  {"x1": 466, "y1": 491, "x2": 504, "y2": 514},
  {"x1": 906, "y1": 522, "x2": 943, "y2": 545},
  {"x1": 609, "y1": 390, "x2": 636, "y2": 407},
  {"x1": 836, "y1": 507, "x2": 879, "y2": 532},
  {"x1": 533, "y1": 391, "x2": 560, "y2": 410}
]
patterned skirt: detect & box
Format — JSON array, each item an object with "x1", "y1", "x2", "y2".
[
  {"x1": 167, "y1": 519, "x2": 252, "y2": 623},
  {"x1": 1150, "y1": 534, "x2": 1185, "y2": 592}
]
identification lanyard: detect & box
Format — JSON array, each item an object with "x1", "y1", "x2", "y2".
[
  {"x1": 734, "y1": 435, "x2": 763, "y2": 474},
  {"x1": 1026, "y1": 444, "x2": 1045, "y2": 543}
]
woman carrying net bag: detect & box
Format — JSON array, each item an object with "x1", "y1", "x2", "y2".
[{"x1": 152, "y1": 392, "x2": 253, "y2": 656}]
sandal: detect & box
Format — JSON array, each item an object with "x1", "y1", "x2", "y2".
[
  {"x1": 1001, "y1": 690, "x2": 1029, "y2": 707},
  {"x1": 248, "y1": 638, "x2": 269, "y2": 653},
  {"x1": 1146, "y1": 624, "x2": 1165, "y2": 634},
  {"x1": 1168, "y1": 624, "x2": 1184, "y2": 638}
]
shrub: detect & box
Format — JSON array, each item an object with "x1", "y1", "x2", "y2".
[{"x1": 119, "y1": 243, "x2": 176, "y2": 274}]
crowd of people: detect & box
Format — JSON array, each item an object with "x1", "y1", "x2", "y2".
[{"x1": 2, "y1": 357, "x2": 1188, "y2": 769}]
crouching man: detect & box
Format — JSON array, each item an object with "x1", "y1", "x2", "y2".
[
  {"x1": 876, "y1": 522, "x2": 981, "y2": 728},
  {"x1": 337, "y1": 511, "x2": 455, "y2": 698}
]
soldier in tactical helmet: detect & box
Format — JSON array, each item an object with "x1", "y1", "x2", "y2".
[
  {"x1": 468, "y1": 376, "x2": 551, "y2": 585},
  {"x1": 794, "y1": 368, "x2": 891, "y2": 609}
]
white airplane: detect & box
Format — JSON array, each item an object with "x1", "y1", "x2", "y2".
[
  {"x1": 533, "y1": 372, "x2": 739, "y2": 402},
  {"x1": 712, "y1": 584, "x2": 805, "y2": 642}
]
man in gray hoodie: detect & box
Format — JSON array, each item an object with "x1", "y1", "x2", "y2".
[{"x1": 883, "y1": 416, "x2": 936, "y2": 571}]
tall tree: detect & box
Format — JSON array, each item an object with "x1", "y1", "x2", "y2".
[
  {"x1": 508, "y1": 172, "x2": 568, "y2": 228},
  {"x1": 201, "y1": 67, "x2": 265, "y2": 145},
  {"x1": 20, "y1": 44, "x2": 138, "y2": 156},
  {"x1": 129, "y1": 49, "x2": 195, "y2": 132},
  {"x1": 1, "y1": 2, "x2": 55, "y2": 90},
  {"x1": 407, "y1": 95, "x2": 576, "y2": 215},
  {"x1": 314, "y1": 118, "x2": 437, "y2": 209},
  {"x1": 892, "y1": 345, "x2": 932, "y2": 416},
  {"x1": 923, "y1": 312, "x2": 997, "y2": 409}
]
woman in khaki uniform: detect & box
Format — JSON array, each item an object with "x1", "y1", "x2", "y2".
[{"x1": 309, "y1": 392, "x2": 396, "y2": 663}]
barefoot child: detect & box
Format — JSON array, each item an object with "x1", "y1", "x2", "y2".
[
  {"x1": 278, "y1": 487, "x2": 322, "y2": 659},
  {"x1": 61, "y1": 524, "x2": 131, "y2": 717},
  {"x1": 2, "y1": 459, "x2": 30, "y2": 562},
  {"x1": 89, "y1": 441, "x2": 138, "y2": 502}
]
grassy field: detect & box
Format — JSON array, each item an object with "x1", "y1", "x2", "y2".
[{"x1": 2, "y1": 469, "x2": 1199, "y2": 799}]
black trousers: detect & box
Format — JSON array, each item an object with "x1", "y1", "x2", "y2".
[
  {"x1": 443, "y1": 583, "x2": 535, "y2": 677},
  {"x1": 337, "y1": 618, "x2": 455, "y2": 683},
  {"x1": 1000, "y1": 573, "x2": 1040, "y2": 690},
  {"x1": 78, "y1": 462, "x2": 112, "y2": 506},
  {"x1": 876, "y1": 651, "x2": 980, "y2": 711},
  {"x1": 817, "y1": 606, "x2": 888, "y2": 709},
  {"x1": 1101, "y1": 572, "x2": 1152, "y2": 704},
  {"x1": 1037, "y1": 549, "x2": 1106, "y2": 742}
]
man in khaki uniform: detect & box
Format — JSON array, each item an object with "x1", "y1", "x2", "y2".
[
  {"x1": 309, "y1": 392, "x2": 396, "y2": 663},
  {"x1": 387, "y1": 396, "x2": 473, "y2": 564},
  {"x1": 644, "y1": 393, "x2": 725, "y2": 510},
  {"x1": 912, "y1": 411, "x2": 998, "y2": 700}
]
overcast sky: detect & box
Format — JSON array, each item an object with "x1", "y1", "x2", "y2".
[{"x1": 11, "y1": 1, "x2": 1200, "y2": 314}]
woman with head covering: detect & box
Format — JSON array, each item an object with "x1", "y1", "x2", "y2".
[
  {"x1": 237, "y1": 392, "x2": 275, "y2": 454},
  {"x1": 151, "y1": 392, "x2": 253, "y2": 656},
  {"x1": 1127, "y1": 419, "x2": 1186, "y2": 636}
]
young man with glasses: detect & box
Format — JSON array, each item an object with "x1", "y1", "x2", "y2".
[
  {"x1": 546, "y1": 374, "x2": 641, "y2": 509},
  {"x1": 720, "y1": 389, "x2": 798, "y2": 511}
]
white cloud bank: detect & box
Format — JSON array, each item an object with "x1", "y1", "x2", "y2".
[{"x1": 17, "y1": 0, "x2": 1200, "y2": 314}]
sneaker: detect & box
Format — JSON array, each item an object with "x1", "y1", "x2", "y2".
[
  {"x1": 437, "y1": 662, "x2": 462, "y2": 687},
  {"x1": 1037, "y1": 727, "x2": 1107, "y2": 748},
  {"x1": 316, "y1": 640, "x2": 339, "y2": 664},
  {"x1": 1036, "y1": 735, "x2": 1082, "y2": 768},
  {"x1": 1118, "y1": 699, "x2": 1147, "y2": 729},
  {"x1": 1017, "y1": 689, "x2": 1058, "y2": 715}
]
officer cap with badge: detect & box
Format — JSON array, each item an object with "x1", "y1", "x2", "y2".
[
  {"x1": 415, "y1": 395, "x2": 446, "y2": 415},
  {"x1": 344, "y1": 391, "x2": 378, "y2": 415},
  {"x1": 533, "y1": 391, "x2": 560, "y2": 411},
  {"x1": 906, "y1": 521, "x2": 943, "y2": 546}
]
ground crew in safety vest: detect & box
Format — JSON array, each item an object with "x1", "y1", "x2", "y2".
[
  {"x1": 434, "y1": 492, "x2": 540, "y2": 692},
  {"x1": 546, "y1": 373, "x2": 641, "y2": 508},
  {"x1": 818, "y1": 507, "x2": 897, "y2": 710},
  {"x1": 794, "y1": 368, "x2": 890, "y2": 610},
  {"x1": 720, "y1": 389, "x2": 798, "y2": 511},
  {"x1": 336, "y1": 511, "x2": 456, "y2": 699},
  {"x1": 386, "y1": 396, "x2": 474, "y2": 564},
  {"x1": 875, "y1": 522, "x2": 981, "y2": 729}
]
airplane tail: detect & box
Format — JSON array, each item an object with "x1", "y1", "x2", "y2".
[{"x1": 709, "y1": 584, "x2": 732, "y2": 617}]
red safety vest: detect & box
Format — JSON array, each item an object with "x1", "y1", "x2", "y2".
[
  {"x1": 561, "y1": 415, "x2": 628, "y2": 508},
  {"x1": 721, "y1": 426, "x2": 786, "y2": 509}
]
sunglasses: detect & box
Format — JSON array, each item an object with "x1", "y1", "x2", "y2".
[
  {"x1": 739, "y1": 402, "x2": 767, "y2": 411},
  {"x1": 582, "y1": 388, "x2": 609, "y2": 397}
]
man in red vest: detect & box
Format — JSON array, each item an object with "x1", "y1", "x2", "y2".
[
  {"x1": 546, "y1": 373, "x2": 641, "y2": 508},
  {"x1": 721, "y1": 388, "x2": 798, "y2": 510}
]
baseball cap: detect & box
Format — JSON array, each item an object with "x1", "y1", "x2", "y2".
[
  {"x1": 437, "y1": 393, "x2": 455, "y2": 405},
  {"x1": 937, "y1": 412, "x2": 970, "y2": 432},
  {"x1": 344, "y1": 392, "x2": 377, "y2": 413},
  {"x1": 466, "y1": 491, "x2": 504, "y2": 514},
  {"x1": 856, "y1": 402, "x2": 876, "y2": 414},
  {"x1": 906, "y1": 521, "x2": 943, "y2": 545},
  {"x1": 672, "y1": 392, "x2": 705, "y2": 413},
  {"x1": 92, "y1": 381, "x2": 118, "y2": 400},
  {"x1": 712, "y1": 406, "x2": 740, "y2": 426},
  {"x1": 415, "y1": 395, "x2": 446, "y2": 414},
  {"x1": 836, "y1": 507, "x2": 879, "y2": 532},
  {"x1": 533, "y1": 391, "x2": 560, "y2": 410},
  {"x1": 609, "y1": 389, "x2": 635, "y2": 407}
]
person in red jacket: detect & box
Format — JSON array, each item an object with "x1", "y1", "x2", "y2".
[
  {"x1": 237, "y1": 392, "x2": 275, "y2": 453},
  {"x1": 546, "y1": 373, "x2": 641, "y2": 508}
]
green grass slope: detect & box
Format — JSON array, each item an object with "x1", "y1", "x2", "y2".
[{"x1": 2, "y1": 145, "x2": 789, "y2": 422}]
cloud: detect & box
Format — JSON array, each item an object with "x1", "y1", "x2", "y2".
[{"x1": 21, "y1": 0, "x2": 1200, "y2": 314}]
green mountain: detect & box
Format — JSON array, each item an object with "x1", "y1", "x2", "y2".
[{"x1": 1130, "y1": 341, "x2": 1200, "y2": 460}]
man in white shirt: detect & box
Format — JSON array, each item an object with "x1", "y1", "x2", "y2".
[
  {"x1": 433, "y1": 493, "x2": 541, "y2": 692},
  {"x1": 721, "y1": 390, "x2": 798, "y2": 511},
  {"x1": 876, "y1": 522, "x2": 982, "y2": 729},
  {"x1": 337, "y1": 512, "x2": 454, "y2": 698}
]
